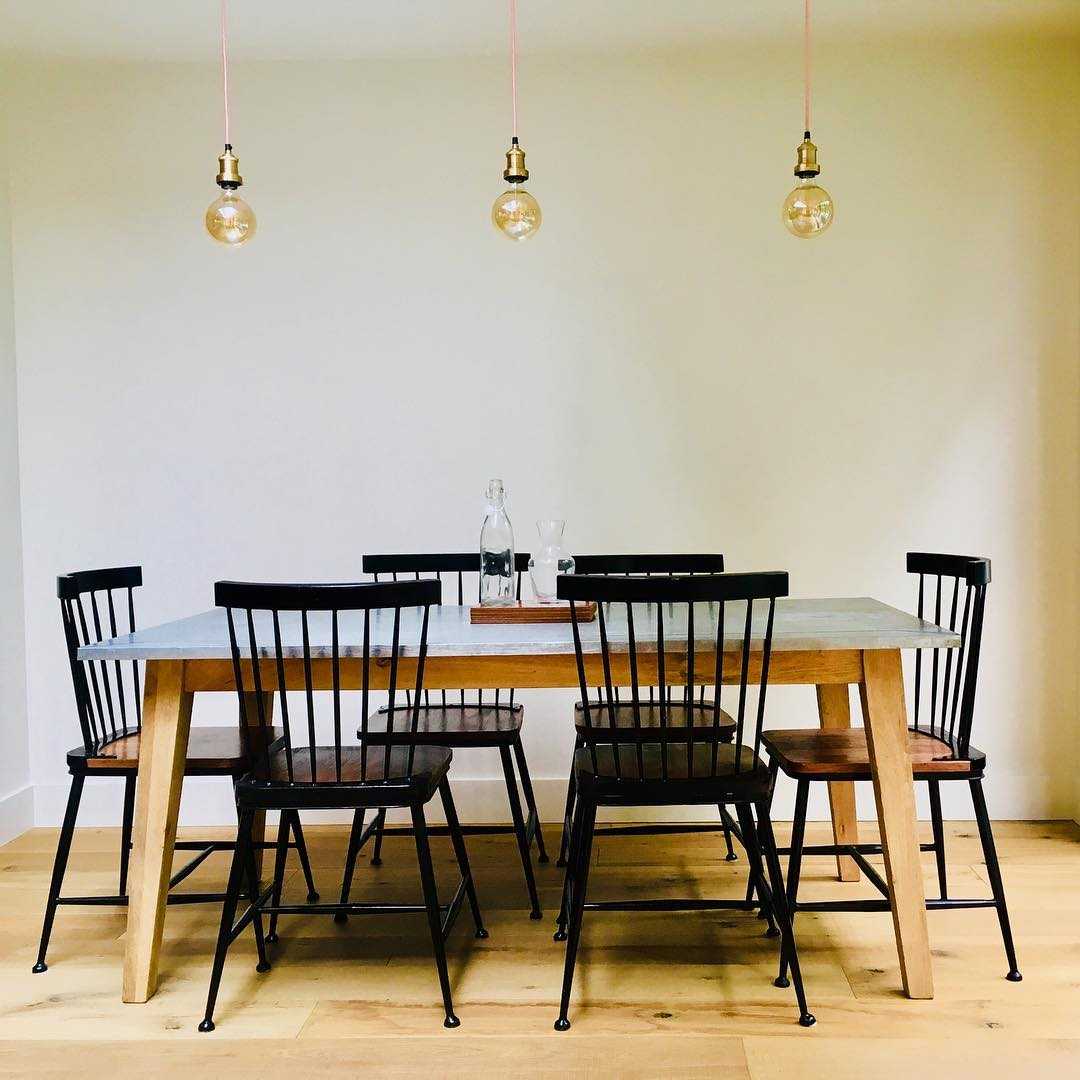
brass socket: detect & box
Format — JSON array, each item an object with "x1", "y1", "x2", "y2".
[
  {"x1": 503, "y1": 139, "x2": 529, "y2": 184},
  {"x1": 794, "y1": 133, "x2": 820, "y2": 179},
  {"x1": 216, "y1": 145, "x2": 243, "y2": 189}
]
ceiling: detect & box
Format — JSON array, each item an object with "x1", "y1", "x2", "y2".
[{"x1": 1, "y1": 1, "x2": 1077, "y2": 61}]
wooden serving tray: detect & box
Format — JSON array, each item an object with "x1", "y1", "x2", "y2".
[{"x1": 470, "y1": 601, "x2": 597, "y2": 624}]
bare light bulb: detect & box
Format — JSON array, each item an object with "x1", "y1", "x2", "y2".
[
  {"x1": 492, "y1": 184, "x2": 541, "y2": 241},
  {"x1": 782, "y1": 133, "x2": 833, "y2": 239},
  {"x1": 782, "y1": 177, "x2": 833, "y2": 238},
  {"x1": 206, "y1": 145, "x2": 256, "y2": 246},
  {"x1": 206, "y1": 190, "x2": 256, "y2": 245}
]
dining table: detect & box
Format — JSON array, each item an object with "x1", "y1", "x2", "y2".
[{"x1": 79, "y1": 595, "x2": 957, "y2": 1004}]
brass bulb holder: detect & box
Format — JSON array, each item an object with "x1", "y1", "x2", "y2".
[
  {"x1": 794, "y1": 132, "x2": 821, "y2": 179},
  {"x1": 216, "y1": 144, "x2": 243, "y2": 190},
  {"x1": 503, "y1": 137, "x2": 529, "y2": 184}
]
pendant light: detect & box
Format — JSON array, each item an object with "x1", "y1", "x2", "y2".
[
  {"x1": 782, "y1": 0, "x2": 834, "y2": 237},
  {"x1": 205, "y1": 0, "x2": 256, "y2": 245},
  {"x1": 491, "y1": 0, "x2": 541, "y2": 241}
]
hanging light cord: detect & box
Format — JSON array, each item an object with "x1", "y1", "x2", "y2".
[
  {"x1": 220, "y1": 0, "x2": 231, "y2": 146},
  {"x1": 803, "y1": 0, "x2": 812, "y2": 135},
  {"x1": 509, "y1": 0, "x2": 519, "y2": 138}
]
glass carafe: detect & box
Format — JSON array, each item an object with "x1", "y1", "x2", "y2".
[
  {"x1": 528, "y1": 519, "x2": 576, "y2": 604},
  {"x1": 480, "y1": 479, "x2": 516, "y2": 606}
]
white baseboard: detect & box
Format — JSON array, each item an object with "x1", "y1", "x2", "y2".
[
  {"x1": 30, "y1": 771, "x2": 1065, "y2": 829},
  {"x1": 0, "y1": 784, "x2": 35, "y2": 844}
]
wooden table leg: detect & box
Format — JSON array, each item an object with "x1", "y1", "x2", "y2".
[
  {"x1": 815, "y1": 684, "x2": 860, "y2": 882},
  {"x1": 241, "y1": 692, "x2": 274, "y2": 880},
  {"x1": 859, "y1": 648, "x2": 933, "y2": 999},
  {"x1": 123, "y1": 659, "x2": 193, "y2": 1003}
]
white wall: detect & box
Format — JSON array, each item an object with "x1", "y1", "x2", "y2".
[
  {"x1": 4, "y1": 30, "x2": 1079, "y2": 826},
  {"x1": 0, "y1": 90, "x2": 33, "y2": 841}
]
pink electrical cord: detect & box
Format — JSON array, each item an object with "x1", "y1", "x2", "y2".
[
  {"x1": 509, "y1": 0, "x2": 519, "y2": 138},
  {"x1": 220, "y1": 0, "x2": 231, "y2": 145},
  {"x1": 803, "y1": 0, "x2": 812, "y2": 134}
]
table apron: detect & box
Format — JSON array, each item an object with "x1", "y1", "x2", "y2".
[{"x1": 180, "y1": 649, "x2": 863, "y2": 692}]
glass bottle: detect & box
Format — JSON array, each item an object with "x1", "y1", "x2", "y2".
[
  {"x1": 528, "y1": 520, "x2": 576, "y2": 604},
  {"x1": 480, "y1": 479, "x2": 516, "y2": 606}
]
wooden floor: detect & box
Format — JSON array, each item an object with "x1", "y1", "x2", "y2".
[{"x1": 0, "y1": 818, "x2": 1077, "y2": 1078}]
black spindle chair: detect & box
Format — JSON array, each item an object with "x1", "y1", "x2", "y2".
[
  {"x1": 33, "y1": 567, "x2": 315, "y2": 975},
  {"x1": 552, "y1": 571, "x2": 814, "y2": 1031},
  {"x1": 761, "y1": 553, "x2": 1021, "y2": 985},
  {"x1": 201, "y1": 579, "x2": 485, "y2": 1033},
  {"x1": 334, "y1": 553, "x2": 548, "y2": 920},
  {"x1": 556, "y1": 555, "x2": 740, "y2": 868}
]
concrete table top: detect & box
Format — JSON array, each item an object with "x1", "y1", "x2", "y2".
[{"x1": 79, "y1": 597, "x2": 959, "y2": 661}]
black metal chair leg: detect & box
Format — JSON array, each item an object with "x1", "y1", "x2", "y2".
[
  {"x1": 554, "y1": 779, "x2": 587, "y2": 942},
  {"x1": 718, "y1": 804, "x2": 737, "y2": 861},
  {"x1": 928, "y1": 780, "x2": 948, "y2": 901},
  {"x1": 199, "y1": 809, "x2": 256, "y2": 1032},
  {"x1": 499, "y1": 744, "x2": 542, "y2": 919},
  {"x1": 370, "y1": 808, "x2": 387, "y2": 866},
  {"x1": 335, "y1": 808, "x2": 366, "y2": 924},
  {"x1": 556, "y1": 740, "x2": 580, "y2": 868},
  {"x1": 755, "y1": 801, "x2": 815, "y2": 1027},
  {"x1": 512, "y1": 734, "x2": 549, "y2": 863},
  {"x1": 970, "y1": 778, "x2": 1022, "y2": 982},
  {"x1": 750, "y1": 761, "x2": 781, "y2": 926},
  {"x1": 266, "y1": 811, "x2": 292, "y2": 944},
  {"x1": 778, "y1": 779, "x2": 809, "y2": 985},
  {"x1": 119, "y1": 774, "x2": 136, "y2": 897},
  {"x1": 33, "y1": 773, "x2": 85, "y2": 973},
  {"x1": 439, "y1": 779, "x2": 487, "y2": 938},
  {"x1": 242, "y1": 823, "x2": 271, "y2": 975},
  {"x1": 554, "y1": 794, "x2": 596, "y2": 1031},
  {"x1": 736, "y1": 802, "x2": 777, "y2": 937},
  {"x1": 289, "y1": 812, "x2": 319, "y2": 902},
  {"x1": 744, "y1": 846, "x2": 757, "y2": 908},
  {"x1": 411, "y1": 802, "x2": 460, "y2": 1028}
]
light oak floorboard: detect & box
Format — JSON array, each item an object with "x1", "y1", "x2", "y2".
[
  {"x1": 743, "y1": 1037, "x2": 1080, "y2": 1080},
  {"x1": 1, "y1": 820, "x2": 1076, "y2": 1077}
]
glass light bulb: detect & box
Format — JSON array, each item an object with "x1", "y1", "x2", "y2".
[
  {"x1": 492, "y1": 184, "x2": 541, "y2": 241},
  {"x1": 205, "y1": 189, "x2": 257, "y2": 246},
  {"x1": 782, "y1": 177, "x2": 834, "y2": 238}
]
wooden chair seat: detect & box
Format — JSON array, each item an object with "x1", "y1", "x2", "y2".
[
  {"x1": 363, "y1": 703, "x2": 523, "y2": 746},
  {"x1": 574, "y1": 742, "x2": 771, "y2": 802},
  {"x1": 237, "y1": 745, "x2": 453, "y2": 809},
  {"x1": 761, "y1": 728, "x2": 985, "y2": 779},
  {"x1": 67, "y1": 726, "x2": 285, "y2": 774},
  {"x1": 574, "y1": 700, "x2": 736, "y2": 738}
]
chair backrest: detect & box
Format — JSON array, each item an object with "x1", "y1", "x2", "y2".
[
  {"x1": 568, "y1": 554, "x2": 726, "y2": 706},
  {"x1": 907, "y1": 552, "x2": 990, "y2": 759},
  {"x1": 572, "y1": 554, "x2": 725, "y2": 576},
  {"x1": 557, "y1": 571, "x2": 788, "y2": 780},
  {"x1": 58, "y1": 566, "x2": 143, "y2": 756},
  {"x1": 363, "y1": 552, "x2": 529, "y2": 602},
  {"x1": 216, "y1": 579, "x2": 440, "y2": 784},
  {"x1": 362, "y1": 552, "x2": 529, "y2": 709}
]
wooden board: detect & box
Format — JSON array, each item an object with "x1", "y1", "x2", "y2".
[{"x1": 469, "y1": 601, "x2": 597, "y2": 624}]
